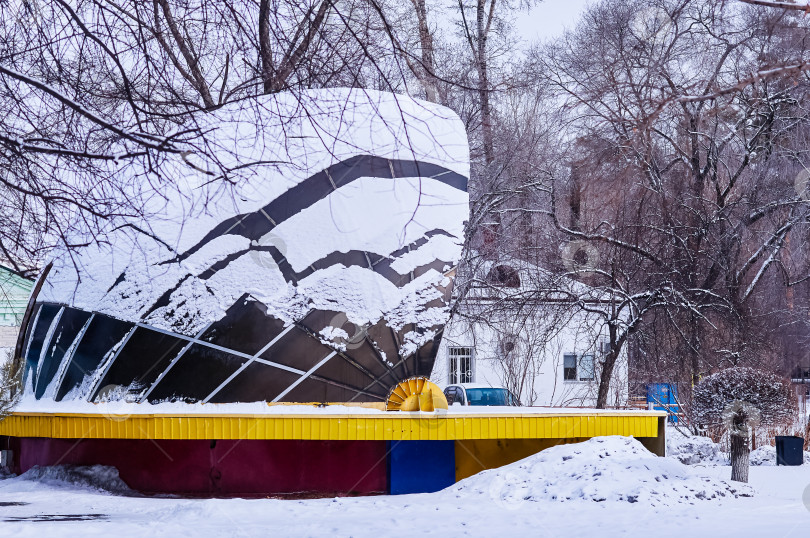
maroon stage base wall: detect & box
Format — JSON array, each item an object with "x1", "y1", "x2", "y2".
[{"x1": 2, "y1": 436, "x2": 388, "y2": 497}]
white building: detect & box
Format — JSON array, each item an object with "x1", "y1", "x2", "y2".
[
  {"x1": 432, "y1": 261, "x2": 628, "y2": 407},
  {"x1": 0, "y1": 265, "x2": 33, "y2": 362}
]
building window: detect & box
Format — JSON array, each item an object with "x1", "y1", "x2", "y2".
[
  {"x1": 564, "y1": 353, "x2": 595, "y2": 381},
  {"x1": 564, "y1": 353, "x2": 577, "y2": 380},
  {"x1": 486, "y1": 265, "x2": 521, "y2": 287},
  {"x1": 500, "y1": 339, "x2": 516, "y2": 355},
  {"x1": 579, "y1": 354, "x2": 595, "y2": 381},
  {"x1": 449, "y1": 346, "x2": 474, "y2": 384}
]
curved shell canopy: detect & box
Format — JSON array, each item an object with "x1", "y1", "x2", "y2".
[{"x1": 19, "y1": 89, "x2": 469, "y2": 405}]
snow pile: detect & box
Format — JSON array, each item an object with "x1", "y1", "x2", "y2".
[
  {"x1": 16, "y1": 465, "x2": 137, "y2": 496},
  {"x1": 749, "y1": 445, "x2": 809, "y2": 466},
  {"x1": 667, "y1": 428, "x2": 727, "y2": 466},
  {"x1": 667, "y1": 427, "x2": 809, "y2": 467},
  {"x1": 749, "y1": 446, "x2": 777, "y2": 466},
  {"x1": 447, "y1": 436, "x2": 752, "y2": 506}
]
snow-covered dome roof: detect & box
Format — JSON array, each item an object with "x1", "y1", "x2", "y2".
[{"x1": 19, "y1": 89, "x2": 469, "y2": 405}]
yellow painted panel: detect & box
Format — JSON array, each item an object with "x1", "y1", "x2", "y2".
[
  {"x1": 455, "y1": 438, "x2": 591, "y2": 481},
  {"x1": 281, "y1": 418, "x2": 291, "y2": 439},
  {"x1": 0, "y1": 411, "x2": 663, "y2": 442}
]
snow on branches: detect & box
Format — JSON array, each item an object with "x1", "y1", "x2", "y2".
[
  {"x1": 693, "y1": 367, "x2": 796, "y2": 482},
  {"x1": 693, "y1": 367, "x2": 796, "y2": 429}
]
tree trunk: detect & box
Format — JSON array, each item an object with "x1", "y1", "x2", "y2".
[
  {"x1": 412, "y1": 0, "x2": 438, "y2": 103},
  {"x1": 596, "y1": 349, "x2": 617, "y2": 409},
  {"x1": 260, "y1": 0, "x2": 331, "y2": 94},
  {"x1": 596, "y1": 322, "x2": 622, "y2": 409},
  {"x1": 259, "y1": 0, "x2": 275, "y2": 94},
  {"x1": 730, "y1": 432, "x2": 750, "y2": 483},
  {"x1": 152, "y1": 0, "x2": 215, "y2": 108},
  {"x1": 476, "y1": 0, "x2": 494, "y2": 164}
]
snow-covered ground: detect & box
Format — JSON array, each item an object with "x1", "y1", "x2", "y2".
[{"x1": 1, "y1": 435, "x2": 809, "y2": 536}]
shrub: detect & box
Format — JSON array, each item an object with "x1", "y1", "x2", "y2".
[{"x1": 693, "y1": 367, "x2": 796, "y2": 482}]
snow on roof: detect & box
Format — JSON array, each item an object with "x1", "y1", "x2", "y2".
[
  {"x1": 12, "y1": 395, "x2": 664, "y2": 416},
  {"x1": 38, "y1": 89, "x2": 470, "y2": 337},
  {"x1": 467, "y1": 253, "x2": 612, "y2": 303}
]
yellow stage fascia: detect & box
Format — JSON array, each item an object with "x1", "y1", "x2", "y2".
[{"x1": 0, "y1": 411, "x2": 665, "y2": 442}]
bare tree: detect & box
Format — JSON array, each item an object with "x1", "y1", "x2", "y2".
[
  {"x1": 458, "y1": 0, "x2": 496, "y2": 163},
  {"x1": 372, "y1": 0, "x2": 442, "y2": 103},
  {"x1": 0, "y1": 350, "x2": 20, "y2": 418},
  {"x1": 515, "y1": 0, "x2": 810, "y2": 407},
  {"x1": 0, "y1": 0, "x2": 413, "y2": 270}
]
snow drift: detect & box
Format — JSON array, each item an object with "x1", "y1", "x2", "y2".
[
  {"x1": 447, "y1": 436, "x2": 753, "y2": 506},
  {"x1": 16, "y1": 465, "x2": 136, "y2": 496},
  {"x1": 667, "y1": 428, "x2": 728, "y2": 466},
  {"x1": 749, "y1": 444, "x2": 809, "y2": 466},
  {"x1": 667, "y1": 427, "x2": 809, "y2": 467}
]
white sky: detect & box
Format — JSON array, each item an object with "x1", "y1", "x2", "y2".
[{"x1": 515, "y1": 0, "x2": 592, "y2": 43}]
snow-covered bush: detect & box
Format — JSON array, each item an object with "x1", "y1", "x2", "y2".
[
  {"x1": 693, "y1": 367, "x2": 797, "y2": 482},
  {"x1": 692, "y1": 368, "x2": 796, "y2": 428}
]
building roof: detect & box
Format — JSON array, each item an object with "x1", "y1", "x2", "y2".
[{"x1": 460, "y1": 254, "x2": 614, "y2": 306}]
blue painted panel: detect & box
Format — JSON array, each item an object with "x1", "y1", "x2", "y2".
[
  {"x1": 646, "y1": 383, "x2": 678, "y2": 405},
  {"x1": 648, "y1": 383, "x2": 681, "y2": 423},
  {"x1": 388, "y1": 440, "x2": 455, "y2": 494}
]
